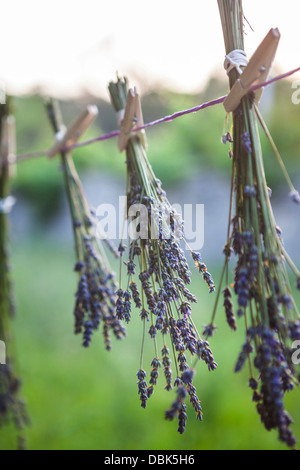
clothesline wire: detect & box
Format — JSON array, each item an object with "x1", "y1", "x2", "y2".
[{"x1": 14, "y1": 65, "x2": 300, "y2": 163}]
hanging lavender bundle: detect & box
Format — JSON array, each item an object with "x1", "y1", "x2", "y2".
[
  {"x1": 0, "y1": 100, "x2": 28, "y2": 449},
  {"x1": 108, "y1": 77, "x2": 216, "y2": 433},
  {"x1": 46, "y1": 100, "x2": 126, "y2": 350},
  {"x1": 211, "y1": 0, "x2": 300, "y2": 448}
]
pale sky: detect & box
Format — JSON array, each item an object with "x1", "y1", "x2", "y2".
[{"x1": 1, "y1": 0, "x2": 300, "y2": 98}]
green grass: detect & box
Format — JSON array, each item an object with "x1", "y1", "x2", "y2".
[{"x1": 1, "y1": 239, "x2": 299, "y2": 450}]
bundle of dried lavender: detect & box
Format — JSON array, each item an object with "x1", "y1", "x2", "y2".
[
  {"x1": 46, "y1": 100, "x2": 126, "y2": 350},
  {"x1": 108, "y1": 77, "x2": 216, "y2": 433},
  {"x1": 211, "y1": 0, "x2": 300, "y2": 448},
  {"x1": 0, "y1": 99, "x2": 28, "y2": 449}
]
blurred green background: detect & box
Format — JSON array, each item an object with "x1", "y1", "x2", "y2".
[{"x1": 1, "y1": 76, "x2": 300, "y2": 450}]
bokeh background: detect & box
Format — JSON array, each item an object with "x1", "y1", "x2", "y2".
[{"x1": 1, "y1": 0, "x2": 300, "y2": 450}]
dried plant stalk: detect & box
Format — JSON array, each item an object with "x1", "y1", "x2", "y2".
[
  {"x1": 108, "y1": 77, "x2": 216, "y2": 433},
  {"x1": 215, "y1": 0, "x2": 300, "y2": 449},
  {"x1": 46, "y1": 99, "x2": 126, "y2": 350},
  {"x1": 0, "y1": 98, "x2": 28, "y2": 449}
]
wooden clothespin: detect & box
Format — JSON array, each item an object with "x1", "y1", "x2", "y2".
[
  {"x1": 224, "y1": 28, "x2": 281, "y2": 113},
  {"x1": 118, "y1": 87, "x2": 147, "y2": 152},
  {"x1": 48, "y1": 105, "x2": 98, "y2": 158},
  {"x1": 0, "y1": 115, "x2": 16, "y2": 178}
]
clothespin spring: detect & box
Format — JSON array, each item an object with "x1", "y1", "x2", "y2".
[
  {"x1": 239, "y1": 66, "x2": 267, "y2": 90},
  {"x1": 47, "y1": 105, "x2": 98, "y2": 158}
]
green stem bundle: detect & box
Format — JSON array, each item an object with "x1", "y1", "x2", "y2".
[
  {"x1": 0, "y1": 99, "x2": 28, "y2": 449},
  {"x1": 108, "y1": 77, "x2": 217, "y2": 433},
  {"x1": 216, "y1": 0, "x2": 300, "y2": 448},
  {"x1": 46, "y1": 99, "x2": 126, "y2": 351}
]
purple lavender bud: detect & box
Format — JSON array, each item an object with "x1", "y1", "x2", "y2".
[
  {"x1": 221, "y1": 131, "x2": 233, "y2": 144},
  {"x1": 223, "y1": 243, "x2": 233, "y2": 259},
  {"x1": 248, "y1": 377, "x2": 258, "y2": 390},
  {"x1": 191, "y1": 251, "x2": 202, "y2": 264},
  {"x1": 180, "y1": 301, "x2": 192, "y2": 317},
  {"x1": 244, "y1": 185, "x2": 257, "y2": 197},
  {"x1": 140, "y1": 308, "x2": 149, "y2": 321},
  {"x1": 74, "y1": 220, "x2": 82, "y2": 228},
  {"x1": 288, "y1": 320, "x2": 300, "y2": 340},
  {"x1": 177, "y1": 403, "x2": 187, "y2": 434},
  {"x1": 280, "y1": 294, "x2": 293, "y2": 309},
  {"x1": 202, "y1": 324, "x2": 218, "y2": 337},
  {"x1": 137, "y1": 369, "x2": 148, "y2": 408},
  {"x1": 118, "y1": 242, "x2": 126, "y2": 256},
  {"x1": 181, "y1": 369, "x2": 194, "y2": 384},
  {"x1": 252, "y1": 391, "x2": 262, "y2": 402},
  {"x1": 127, "y1": 260, "x2": 136, "y2": 275},
  {"x1": 241, "y1": 131, "x2": 252, "y2": 153},
  {"x1": 129, "y1": 282, "x2": 142, "y2": 308},
  {"x1": 289, "y1": 190, "x2": 300, "y2": 205},
  {"x1": 74, "y1": 261, "x2": 85, "y2": 272},
  {"x1": 148, "y1": 325, "x2": 157, "y2": 338}
]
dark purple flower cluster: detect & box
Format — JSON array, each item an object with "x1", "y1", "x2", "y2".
[
  {"x1": 241, "y1": 131, "x2": 252, "y2": 154},
  {"x1": 225, "y1": 218, "x2": 300, "y2": 448},
  {"x1": 73, "y1": 246, "x2": 126, "y2": 350},
  {"x1": 129, "y1": 281, "x2": 142, "y2": 308},
  {"x1": 183, "y1": 370, "x2": 203, "y2": 421},
  {"x1": 252, "y1": 326, "x2": 296, "y2": 448},
  {"x1": 214, "y1": 77, "x2": 300, "y2": 449},
  {"x1": 0, "y1": 362, "x2": 29, "y2": 444},
  {"x1": 147, "y1": 357, "x2": 161, "y2": 397},
  {"x1": 231, "y1": 217, "x2": 243, "y2": 255},
  {"x1": 202, "y1": 324, "x2": 218, "y2": 337},
  {"x1": 108, "y1": 77, "x2": 217, "y2": 435},
  {"x1": 162, "y1": 345, "x2": 173, "y2": 391},
  {"x1": 223, "y1": 287, "x2": 236, "y2": 331},
  {"x1": 58, "y1": 145, "x2": 126, "y2": 351},
  {"x1": 136, "y1": 369, "x2": 148, "y2": 409},
  {"x1": 115, "y1": 288, "x2": 132, "y2": 324},
  {"x1": 192, "y1": 251, "x2": 215, "y2": 293},
  {"x1": 235, "y1": 340, "x2": 253, "y2": 372},
  {"x1": 196, "y1": 340, "x2": 218, "y2": 371},
  {"x1": 234, "y1": 264, "x2": 249, "y2": 314},
  {"x1": 165, "y1": 368, "x2": 203, "y2": 432},
  {"x1": 288, "y1": 320, "x2": 300, "y2": 341},
  {"x1": 165, "y1": 385, "x2": 187, "y2": 434},
  {"x1": 116, "y1": 171, "x2": 216, "y2": 432},
  {"x1": 244, "y1": 185, "x2": 257, "y2": 197},
  {"x1": 227, "y1": 210, "x2": 300, "y2": 447},
  {"x1": 232, "y1": 230, "x2": 259, "y2": 317}
]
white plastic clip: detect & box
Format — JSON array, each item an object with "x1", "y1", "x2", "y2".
[
  {"x1": 224, "y1": 28, "x2": 281, "y2": 113},
  {"x1": 118, "y1": 87, "x2": 147, "y2": 152},
  {"x1": 0, "y1": 195, "x2": 16, "y2": 214},
  {"x1": 47, "y1": 105, "x2": 98, "y2": 158}
]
